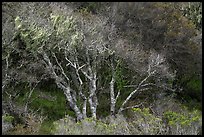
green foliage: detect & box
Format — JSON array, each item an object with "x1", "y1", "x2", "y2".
[
  {"x1": 14, "y1": 17, "x2": 47, "y2": 53},
  {"x1": 97, "y1": 95, "x2": 110, "y2": 117},
  {"x1": 186, "y1": 78, "x2": 201, "y2": 92},
  {"x1": 50, "y1": 13, "x2": 60, "y2": 28},
  {"x1": 3, "y1": 114, "x2": 14, "y2": 123},
  {"x1": 53, "y1": 115, "x2": 130, "y2": 135},
  {"x1": 39, "y1": 120, "x2": 55, "y2": 135},
  {"x1": 30, "y1": 90, "x2": 67, "y2": 120},
  {"x1": 162, "y1": 108, "x2": 202, "y2": 135},
  {"x1": 177, "y1": 75, "x2": 202, "y2": 102},
  {"x1": 66, "y1": 110, "x2": 76, "y2": 118},
  {"x1": 14, "y1": 13, "x2": 82, "y2": 54},
  {"x1": 132, "y1": 107, "x2": 151, "y2": 116},
  {"x1": 131, "y1": 107, "x2": 164, "y2": 135},
  {"x1": 163, "y1": 109, "x2": 201, "y2": 127},
  {"x1": 130, "y1": 106, "x2": 202, "y2": 135},
  {"x1": 13, "y1": 86, "x2": 67, "y2": 121}
]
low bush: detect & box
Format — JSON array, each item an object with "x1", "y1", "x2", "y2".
[
  {"x1": 2, "y1": 114, "x2": 14, "y2": 134},
  {"x1": 129, "y1": 107, "x2": 166, "y2": 135},
  {"x1": 52, "y1": 106, "x2": 202, "y2": 135},
  {"x1": 6, "y1": 111, "x2": 46, "y2": 135},
  {"x1": 52, "y1": 115, "x2": 131, "y2": 135},
  {"x1": 163, "y1": 109, "x2": 201, "y2": 135}
]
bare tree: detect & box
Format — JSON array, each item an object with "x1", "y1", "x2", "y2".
[
  {"x1": 7, "y1": 3, "x2": 112, "y2": 121},
  {"x1": 108, "y1": 49, "x2": 176, "y2": 115}
]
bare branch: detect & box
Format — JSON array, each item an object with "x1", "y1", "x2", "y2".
[
  {"x1": 147, "y1": 64, "x2": 151, "y2": 75},
  {"x1": 141, "y1": 83, "x2": 156, "y2": 87},
  {"x1": 118, "y1": 73, "x2": 152, "y2": 113},
  {"x1": 123, "y1": 85, "x2": 137, "y2": 88},
  {"x1": 81, "y1": 69, "x2": 92, "y2": 80},
  {"x1": 139, "y1": 88, "x2": 150, "y2": 92},
  {"x1": 74, "y1": 55, "x2": 85, "y2": 86},
  {"x1": 115, "y1": 91, "x2": 120, "y2": 102},
  {"x1": 85, "y1": 49, "x2": 93, "y2": 77},
  {"x1": 65, "y1": 54, "x2": 76, "y2": 68},
  {"x1": 78, "y1": 64, "x2": 86, "y2": 71},
  {"x1": 42, "y1": 52, "x2": 67, "y2": 90},
  {"x1": 42, "y1": 52, "x2": 58, "y2": 78},
  {"x1": 24, "y1": 74, "x2": 45, "y2": 114},
  {"x1": 52, "y1": 52, "x2": 70, "y2": 82},
  {"x1": 119, "y1": 102, "x2": 143, "y2": 112}
]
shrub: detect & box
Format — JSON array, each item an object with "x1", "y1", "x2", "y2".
[
  {"x1": 6, "y1": 110, "x2": 46, "y2": 135},
  {"x1": 2, "y1": 114, "x2": 14, "y2": 134},
  {"x1": 130, "y1": 107, "x2": 166, "y2": 135},
  {"x1": 163, "y1": 109, "x2": 201, "y2": 135},
  {"x1": 52, "y1": 115, "x2": 131, "y2": 135}
]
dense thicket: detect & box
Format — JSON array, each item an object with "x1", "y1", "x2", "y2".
[{"x1": 2, "y1": 2, "x2": 202, "y2": 135}]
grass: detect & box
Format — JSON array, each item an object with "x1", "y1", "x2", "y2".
[{"x1": 38, "y1": 120, "x2": 55, "y2": 135}]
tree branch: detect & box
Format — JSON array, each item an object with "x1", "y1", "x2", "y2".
[
  {"x1": 81, "y1": 69, "x2": 92, "y2": 80},
  {"x1": 118, "y1": 73, "x2": 152, "y2": 113},
  {"x1": 52, "y1": 52, "x2": 70, "y2": 82},
  {"x1": 119, "y1": 103, "x2": 143, "y2": 112},
  {"x1": 42, "y1": 52, "x2": 67, "y2": 90}
]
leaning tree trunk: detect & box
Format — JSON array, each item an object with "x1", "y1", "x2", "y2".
[
  {"x1": 64, "y1": 87, "x2": 83, "y2": 121},
  {"x1": 42, "y1": 52, "x2": 84, "y2": 121}
]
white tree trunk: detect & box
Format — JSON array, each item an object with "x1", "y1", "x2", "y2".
[
  {"x1": 88, "y1": 74, "x2": 98, "y2": 119},
  {"x1": 82, "y1": 99, "x2": 87, "y2": 119},
  {"x1": 110, "y1": 76, "x2": 116, "y2": 115},
  {"x1": 109, "y1": 55, "x2": 120, "y2": 116},
  {"x1": 64, "y1": 87, "x2": 83, "y2": 121},
  {"x1": 83, "y1": 49, "x2": 98, "y2": 119},
  {"x1": 110, "y1": 56, "x2": 116, "y2": 115},
  {"x1": 43, "y1": 52, "x2": 84, "y2": 121}
]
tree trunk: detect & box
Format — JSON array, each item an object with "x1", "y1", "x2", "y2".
[
  {"x1": 82, "y1": 99, "x2": 87, "y2": 119},
  {"x1": 110, "y1": 57, "x2": 116, "y2": 115},
  {"x1": 42, "y1": 52, "x2": 84, "y2": 121},
  {"x1": 110, "y1": 76, "x2": 116, "y2": 116},
  {"x1": 64, "y1": 87, "x2": 83, "y2": 121},
  {"x1": 88, "y1": 75, "x2": 98, "y2": 119}
]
